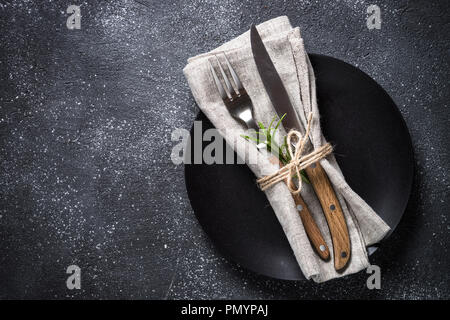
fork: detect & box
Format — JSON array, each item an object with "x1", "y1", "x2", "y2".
[{"x1": 209, "y1": 54, "x2": 330, "y2": 261}]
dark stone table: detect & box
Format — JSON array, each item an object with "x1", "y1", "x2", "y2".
[{"x1": 0, "y1": 0, "x2": 448, "y2": 299}]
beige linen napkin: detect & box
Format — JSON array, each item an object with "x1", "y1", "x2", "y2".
[{"x1": 183, "y1": 16, "x2": 390, "y2": 282}]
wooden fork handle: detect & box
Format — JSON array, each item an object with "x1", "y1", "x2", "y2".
[
  {"x1": 291, "y1": 192, "x2": 330, "y2": 260},
  {"x1": 305, "y1": 163, "x2": 351, "y2": 271},
  {"x1": 277, "y1": 158, "x2": 330, "y2": 260}
]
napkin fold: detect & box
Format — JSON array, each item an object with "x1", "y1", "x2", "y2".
[{"x1": 183, "y1": 16, "x2": 390, "y2": 282}]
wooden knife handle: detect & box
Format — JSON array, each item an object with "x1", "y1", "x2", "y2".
[
  {"x1": 305, "y1": 162, "x2": 351, "y2": 271},
  {"x1": 276, "y1": 158, "x2": 330, "y2": 260}
]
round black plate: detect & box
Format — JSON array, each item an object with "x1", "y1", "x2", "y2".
[{"x1": 184, "y1": 54, "x2": 414, "y2": 280}]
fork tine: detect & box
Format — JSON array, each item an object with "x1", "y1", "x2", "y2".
[
  {"x1": 208, "y1": 60, "x2": 227, "y2": 100},
  {"x1": 214, "y1": 55, "x2": 234, "y2": 97},
  {"x1": 223, "y1": 53, "x2": 243, "y2": 91}
]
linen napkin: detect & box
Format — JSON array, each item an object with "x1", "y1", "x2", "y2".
[{"x1": 183, "y1": 16, "x2": 390, "y2": 282}]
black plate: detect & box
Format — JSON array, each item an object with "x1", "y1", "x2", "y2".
[{"x1": 184, "y1": 54, "x2": 414, "y2": 280}]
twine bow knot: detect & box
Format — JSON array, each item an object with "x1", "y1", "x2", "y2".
[{"x1": 257, "y1": 113, "x2": 333, "y2": 194}]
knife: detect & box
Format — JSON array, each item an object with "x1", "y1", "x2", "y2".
[{"x1": 250, "y1": 25, "x2": 351, "y2": 271}]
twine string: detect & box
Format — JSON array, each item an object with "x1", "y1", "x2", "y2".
[{"x1": 257, "y1": 113, "x2": 333, "y2": 194}]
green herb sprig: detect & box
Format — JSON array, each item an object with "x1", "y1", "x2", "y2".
[{"x1": 241, "y1": 114, "x2": 309, "y2": 184}]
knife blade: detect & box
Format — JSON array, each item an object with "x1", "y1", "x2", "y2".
[{"x1": 250, "y1": 25, "x2": 351, "y2": 271}]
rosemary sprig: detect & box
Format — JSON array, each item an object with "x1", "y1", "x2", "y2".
[{"x1": 241, "y1": 114, "x2": 310, "y2": 184}]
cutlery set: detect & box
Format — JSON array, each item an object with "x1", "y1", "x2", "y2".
[{"x1": 208, "y1": 26, "x2": 350, "y2": 271}]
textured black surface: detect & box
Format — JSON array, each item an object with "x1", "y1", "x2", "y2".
[
  {"x1": 0, "y1": 0, "x2": 448, "y2": 299},
  {"x1": 185, "y1": 54, "x2": 414, "y2": 281}
]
